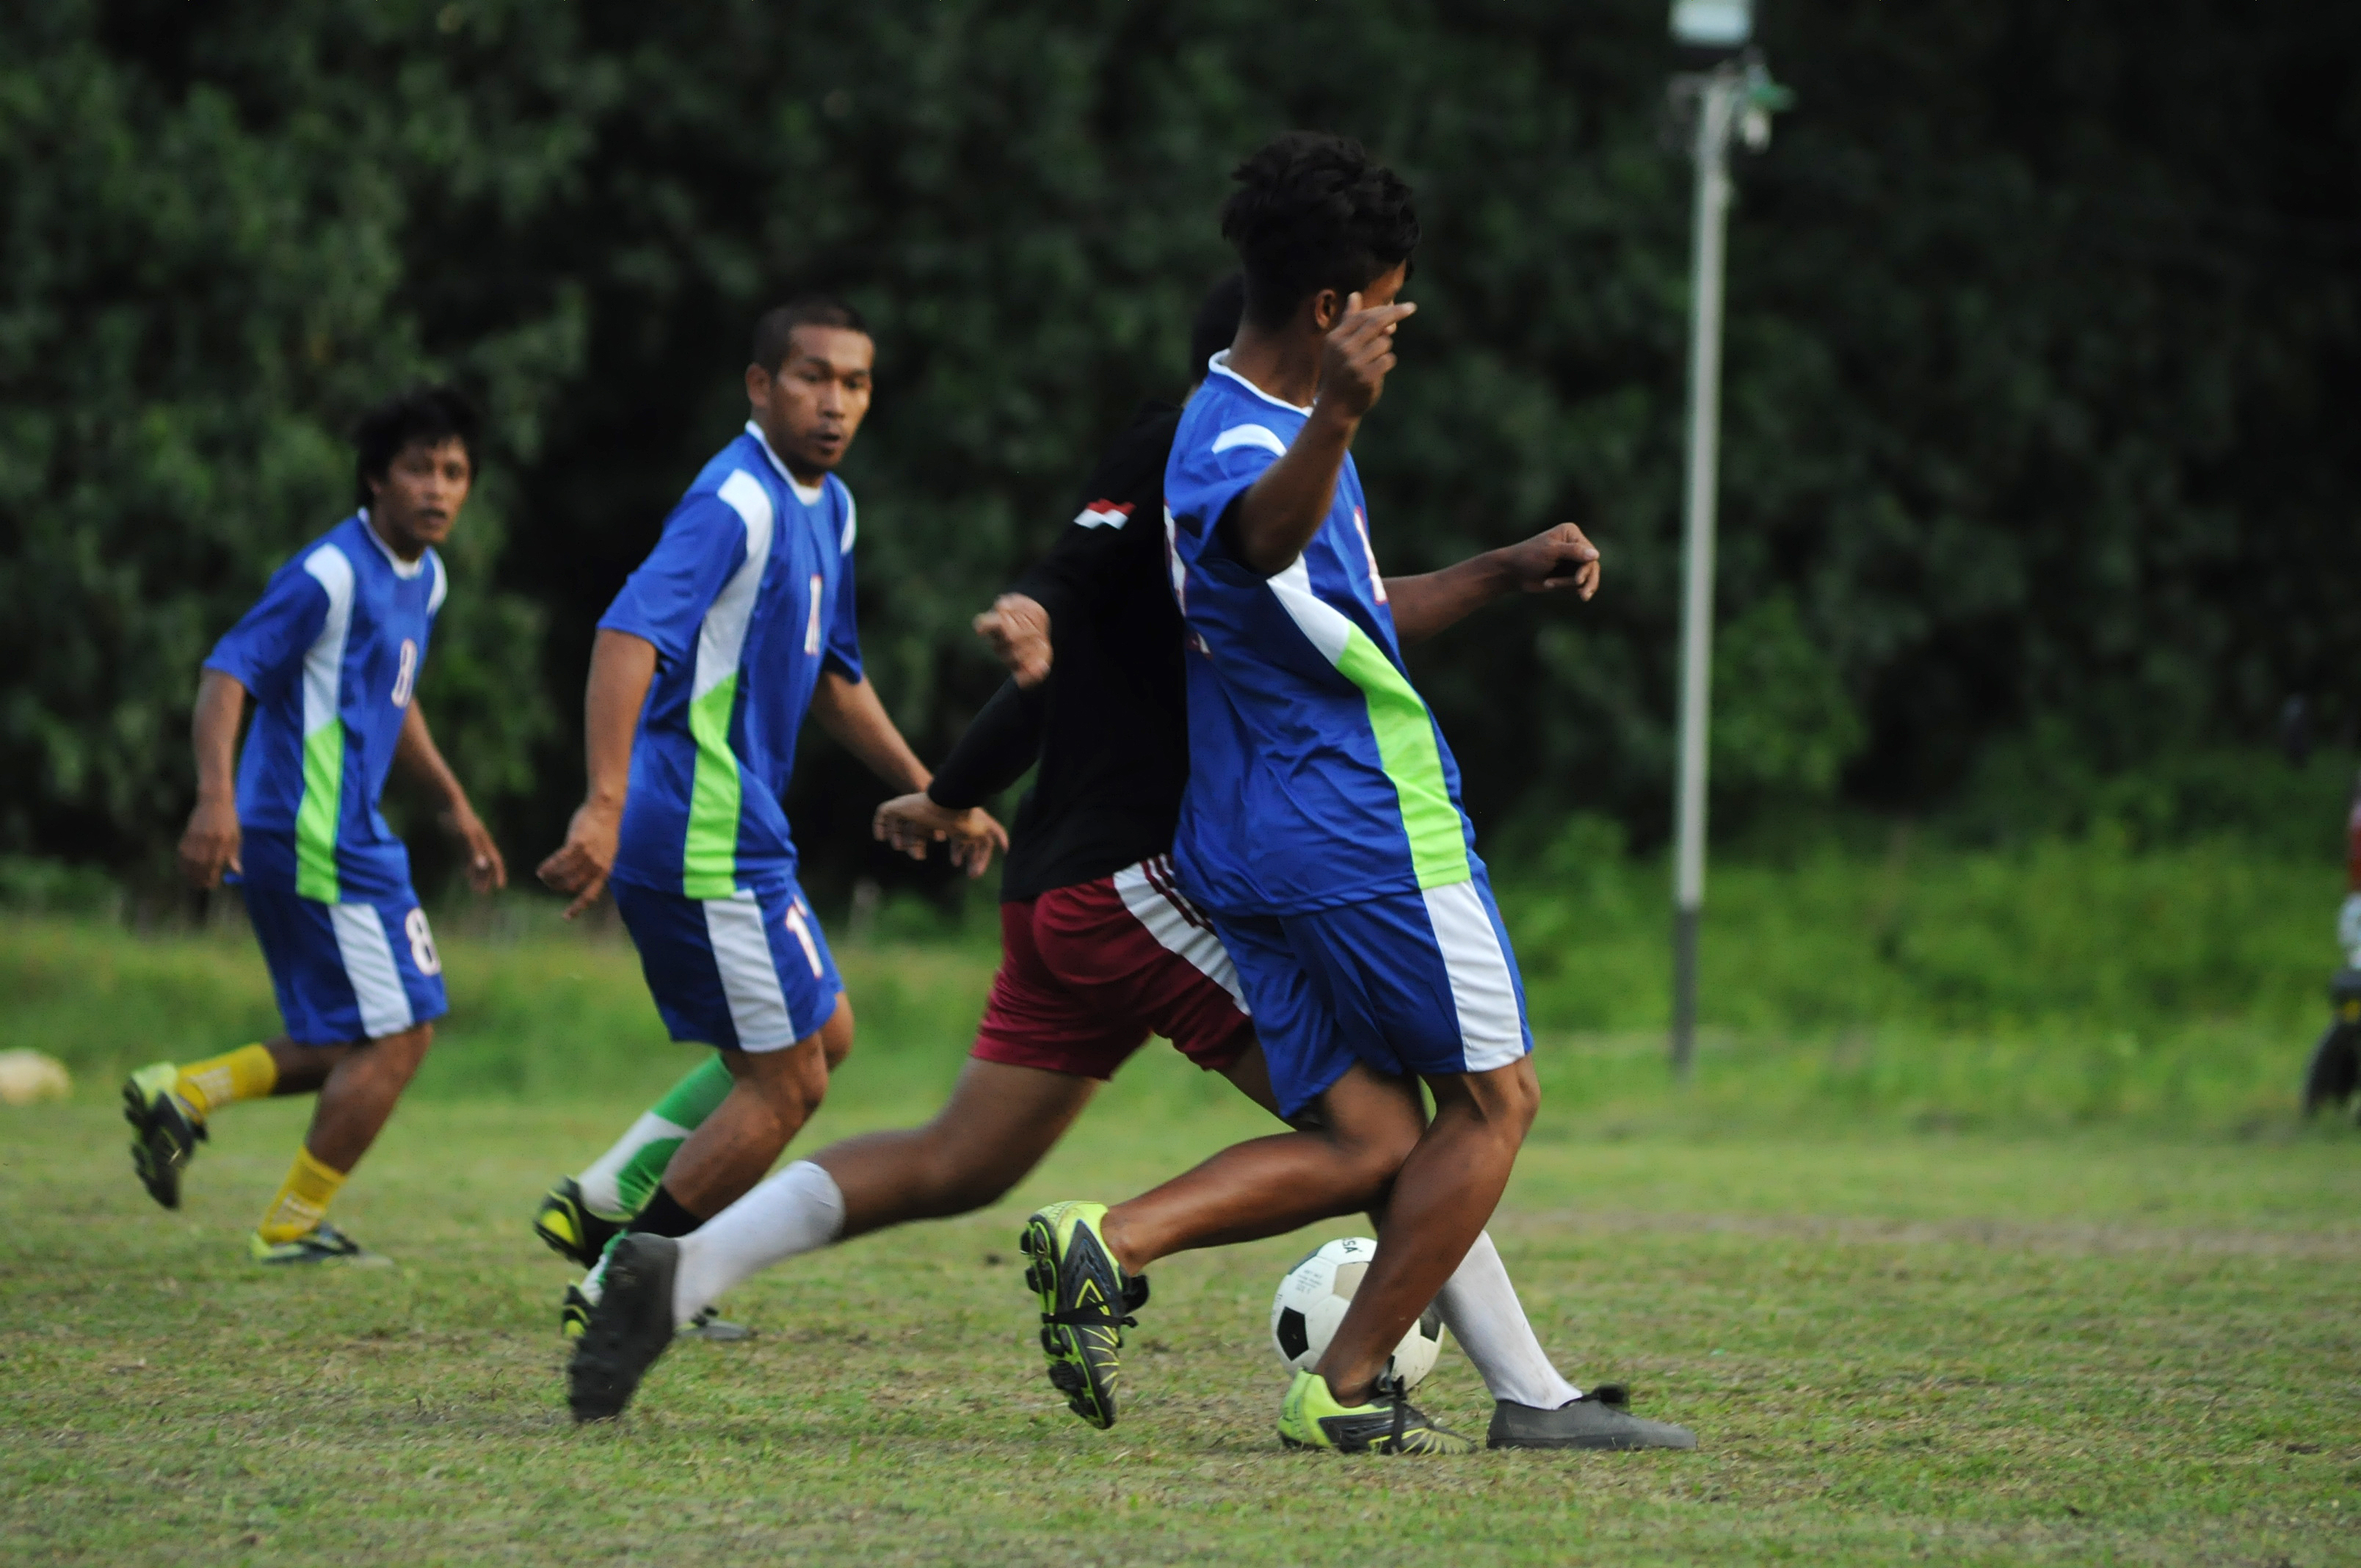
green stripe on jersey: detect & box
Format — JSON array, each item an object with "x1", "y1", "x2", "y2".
[
  {"x1": 1333, "y1": 626, "x2": 1470, "y2": 890},
  {"x1": 294, "y1": 721, "x2": 344, "y2": 901},
  {"x1": 681, "y1": 673, "x2": 743, "y2": 899}
]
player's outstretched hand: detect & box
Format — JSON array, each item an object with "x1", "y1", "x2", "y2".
[
  {"x1": 873, "y1": 794, "x2": 1011, "y2": 880},
  {"x1": 973, "y1": 593, "x2": 1052, "y2": 688},
  {"x1": 1317, "y1": 292, "x2": 1417, "y2": 421},
  {"x1": 178, "y1": 794, "x2": 242, "y2": 889},
  {"x1": 443, "y1": 803, "x2": 509, "y2": 894},
  {"x1": 1500, "y1": 523, "x2": 1602, "y2": 601},
  {"x1": 537, "y1": 801, "x2": 620, "y2": 919}
]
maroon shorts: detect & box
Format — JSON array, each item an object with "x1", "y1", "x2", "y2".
[{"x1": 971, "y1": 855, "x2": 1255, "y2": 1079}]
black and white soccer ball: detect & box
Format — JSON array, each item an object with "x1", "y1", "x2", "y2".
[{"x1": 1269, "y1": 1236, "x2": 1446, "y2": 1391}]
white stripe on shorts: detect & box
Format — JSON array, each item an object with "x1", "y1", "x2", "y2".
[
  {"x1": 1112, "y1": 856, "x2": 1250, "y2": 1014},
  {"x1": 1421, "y1": 880, "x2": 1526, "y2": 1072},
  {"x1": 703, "y1": 892, "x2": 799, "y2": 1051},
  {"x1": 328, "y1": 901, "x2": 415, "y2": 1040}
]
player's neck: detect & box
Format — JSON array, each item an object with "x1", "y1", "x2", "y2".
[
  {"x1": 1222, "y1": 325, "x2": 1321, "y2": 410},
  {"x1": 365, "y1": 507, "x2": 429, "y2": 564}
]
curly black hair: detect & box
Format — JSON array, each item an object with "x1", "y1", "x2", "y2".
[
  {"x1": 1219, "y1": 133, "x2": 1419, "y2": 329},
  {"x1": 353, "y1": 384, "x2": 479, "y2": 508}
]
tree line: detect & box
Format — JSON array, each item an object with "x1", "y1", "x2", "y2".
[{"x1": 5, "y1": 0, "x2": 2357, "y2": 899}]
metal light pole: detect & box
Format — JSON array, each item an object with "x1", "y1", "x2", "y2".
[{"x1": 1667, "y1": 3, "x2": 1788, "y2": 1077}]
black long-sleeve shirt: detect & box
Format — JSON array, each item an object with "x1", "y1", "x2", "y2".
[{"x1": 927, "y1": 402, "x2": 1188, "y2": 902}]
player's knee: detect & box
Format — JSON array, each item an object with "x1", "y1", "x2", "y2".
[
  {"x1": 819, "y1": 994, "x2": 854, "y2": 1070},
  {"x1": 1478, "y1": 1057, "x2": 1541, "y2": 1139},
  {"x1": 365, "y1": 1023, "x2": 434, "y2": 1084}
]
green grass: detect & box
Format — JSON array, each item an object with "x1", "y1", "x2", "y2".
[{"x1": 4, "y1": 843, "x2": 2360, "y2": 1564}]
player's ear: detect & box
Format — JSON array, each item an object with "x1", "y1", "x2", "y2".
[{"x1": 744, "y1": 362, "x2": 772, "y2": 409}]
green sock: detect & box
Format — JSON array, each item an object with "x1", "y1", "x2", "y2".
[{"x1": 575, "y1": 1056, "x2": 735, "y2": 1219}]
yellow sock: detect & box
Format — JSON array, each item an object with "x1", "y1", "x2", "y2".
[
  {"x1": 175, "y1": 1043, "x2": 278, "y2": 1120},
  {"x1": 258, "y1": 1147, "x2": 347, "y2": 1244}
]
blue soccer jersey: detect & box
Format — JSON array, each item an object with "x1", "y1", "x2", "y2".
[
  {"x1": 601, "y1": 421, "x2": 863, "y2": 899},
  {"x1": 1161, "y1": 353, "x2": 1477, "y2": 917},
  {"x1": 203, "y1": 512, "x2": 448, "y2": 903}
]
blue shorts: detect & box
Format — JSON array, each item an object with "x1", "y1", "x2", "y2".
[
  {"x1": 1210, "y1": 871, "x2": 1533, "y2": 1119},
  {"x1": 242, "y1": 883, "x2": 449, "y2": 1047},
  {"x1": 612, "y1": 876, "x2": 844, "y2": 1052}
]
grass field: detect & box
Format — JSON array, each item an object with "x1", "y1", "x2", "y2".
[{"x1": 5, "y1": 863, "x2": 2361, "y2": 1564}]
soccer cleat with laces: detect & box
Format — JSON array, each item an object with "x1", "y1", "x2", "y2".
[
  {"x1": 122, "y1": 1062, "x2": 207, "y2": 1211},
  {"x1": 248, "y1": 1222, "x2": 388, "y2": 1267},
  {"x1": 533, "y1": 1177, "x2": 626, "y2": 1270},
  {"x1": 1277, "y1": 1369, "x2": 1476, "y2": 1455},
  {"x1": 1486, "y1": 1385, "x2": 1697, "y2": 1451},
  {"x1": 567, "y1": 1234, "x2": 681, "y2": 1422},
  {"x1": 1019, "y1": 1201, "x2": 1146, "y2": 1431}
]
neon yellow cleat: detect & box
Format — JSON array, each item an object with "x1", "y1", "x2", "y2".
[
  {"x1": 1277, "y1": 1368, "x2": 1475, "y2": 1455},
  {"x1": 1019, "y1": 1201, "x2": 1146, "y2": 1431}
]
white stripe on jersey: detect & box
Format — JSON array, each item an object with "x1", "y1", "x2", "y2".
[
  {"x1": 300, "y1": 546, "x2": 356, "y2": 739},
  {"x1": 1421, "y1": 880, "x2": 1525, "y2": 1070},
  {"x1": 1113, "y1": 857, "x2": 1249, "y2": 1014},
  {"x1": 698, "y1": 471, "x2": 776, "y2": 701},
  {"x1": 840, "y1": 491, "x2": 857, "y2": 554},
  {"x1": 1212, "y1": 423, "x2": 1291, "y2": 459}
]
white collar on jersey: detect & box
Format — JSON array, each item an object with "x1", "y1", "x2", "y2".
[
  {"x1": 744, "y1": 421, "x2": 827, "y2": 507},
  {"x1": 1206, "y1": 349, "x2": 1313, "y2": 415},
  {"x1": 356, "y1": 508, "x2": 428, "y2": 579}
]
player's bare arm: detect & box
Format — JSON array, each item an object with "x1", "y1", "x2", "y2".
[
  {"x1": 819, "y1": 673, "x2": 1007, "y2": 876},
  {"x1": 973, "y1": 592, "x2": 1052, "y2": 687},
  {"x1": 1384, "y1": 523, "x2": 1603, "y2": 645},
  {"x1": 537, "y1": 628, "x2": 657, "y2": 918},
  {"x1": 394, "y1": 701, "x2": 507, "y2": 893},
  {"x1": 1227, "y1": 280, "x2": 1415, "y2": 576},
  {"x1": 178, "y1": 668, "x2": 250, "y2": 888}
]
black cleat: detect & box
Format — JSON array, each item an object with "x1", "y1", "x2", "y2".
[
  {"x1": 567, "y1": 1234, "x2": 681, "y2": 1422},
  {"x1": 122, "y1": 1062, "x2": 207, "y2": 1211},
  {"x1": 534, "y1": 1178, "x2": 627, "y2": 1269},
  {"x1": 1487, "y1": 1385, "x2": 1697, "y2": 1451}
]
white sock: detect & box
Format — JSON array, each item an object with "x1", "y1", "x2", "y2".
[
  {"x1": 1437, "y1": 1230, "x2": 1582, "y2": 1409},
  {"x1": 670, "y1": 1161, "x2": 846, "y2": 1325},
  {"x1": 576, "y1": 1111, "x2": 692, "y2": 1218}
]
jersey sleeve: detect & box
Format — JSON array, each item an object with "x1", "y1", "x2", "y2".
[
  {"x1": 203, "y1": 558, "x2": 328, "y2": 692},
  {"x1": 597, "y1": 492, "x2": 750, "y2": 666},
  {"x1": 823, "y1": 548, "x2": 863, "y2": 680},
  {"x1": 1165, "y1": 417, "x2": 1285, "y2": 570},
  {"x1": 925, "y1": 678, "x2": 1047, "y2": 810}
]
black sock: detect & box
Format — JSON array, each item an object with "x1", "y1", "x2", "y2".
[{"x1": 631, "y1": 1185, "x2": 703, "y2": 1238}]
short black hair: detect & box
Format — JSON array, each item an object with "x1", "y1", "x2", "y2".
[
  {"x1": 354, "y1": 384, "x2": 479, "y2": 507},
  {"x1": 1220, "y1": 133, "x2": 1419, "y2": 329},
  {"x1": 1188, "y1": 272, "x2": 1247, "y2": 383},
  {"x1": 751, "y1": 294, "x2": 871, "y2": 374}
]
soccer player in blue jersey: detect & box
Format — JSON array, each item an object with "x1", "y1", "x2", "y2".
[
  {"x1": 1022, "y1": 134, "x2": 1692, "y2": 1453},
  {"x1": 543, "y1": 297, "x2": 1002, "y2": 1407},
  {"x1": 124, "y1": 385, "x2": 509, "y2": 1265}
]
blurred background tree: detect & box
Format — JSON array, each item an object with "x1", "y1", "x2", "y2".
[{"x1": 4, "y1": 0, "x2": 2358, "y2": 903}]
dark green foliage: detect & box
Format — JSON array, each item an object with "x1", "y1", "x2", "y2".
[{"x1": 4, "y1": 1, "x2": 2357, "y2": 889}]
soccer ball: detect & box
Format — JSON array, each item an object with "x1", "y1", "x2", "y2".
[{"x1": 1269, "y1": 1236, "x2": 1446, "y2": 1392}]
